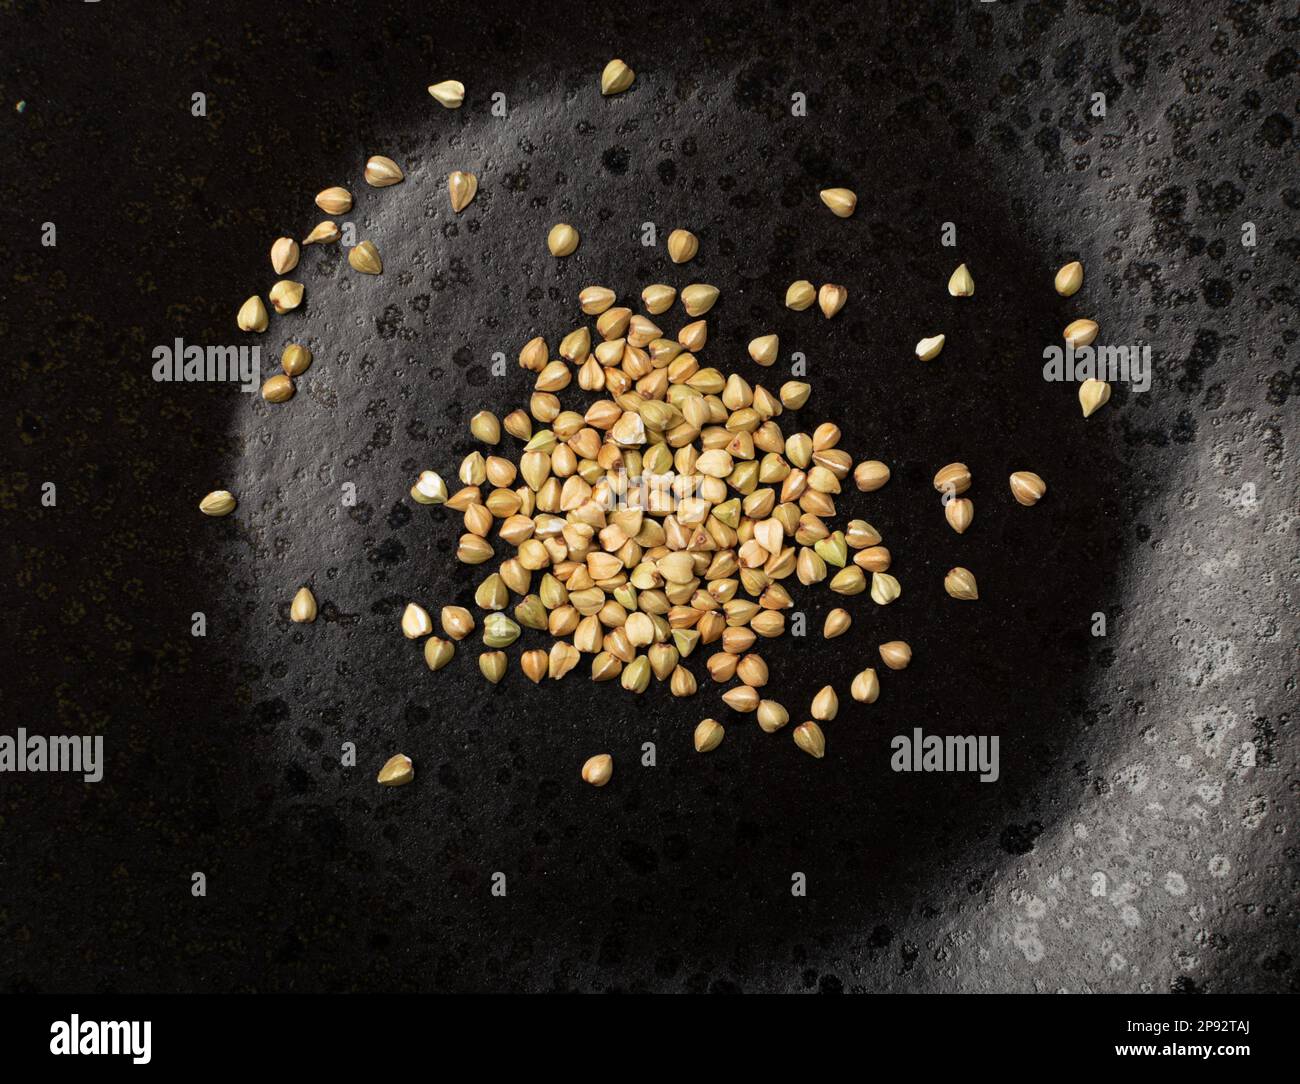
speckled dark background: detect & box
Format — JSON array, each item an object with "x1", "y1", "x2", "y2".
[{"x1": 3, "y1": 0, "x2": 1296, "y2": 993}]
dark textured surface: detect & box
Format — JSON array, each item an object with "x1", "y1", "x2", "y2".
[{"x1": 3, "y1": 0, "x2": 1297, "y2": 993}]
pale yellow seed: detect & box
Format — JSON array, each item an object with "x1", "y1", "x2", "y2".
[
  {"x1": 669, "y1": 665, "x2": 697, "y2": 697},
  {"x1": 401, "y1": 602, "x2": 433, "y2": 639},
  {"x1": 933, "y1": 462, "x2": 971, "y2": 495},
  {"x1": 601, "y1": 58, "x2": 635, "y2": 96},
  {"x1": 560, "y1": 325, "x2": 592, "y2": 360},
  {"x1": 786, "y1": 434, "x2": 812, "y2": 467},
  {"x1": 364, "y1": 155, "x2": 404, "y2": 187},
  {"x1": 678, "y1": 319, "x2": 708, "y2": 352},
  {"x1": 475, "y1": 573, "x2": 508, "y2": 611},
  {"x1": 303, "y1": 220, "x2": 340, "y2": 245},
  {"x1": 756, "y1": 700, "x2": 789, "y2": 733},
  {"x1": 479, "y1": 650, "x2": 507, "y2": 684},
  {"x1": 377, "y1": 753, "x2": 413, "y2": 786},
  {"x1": 748, "y1": 334, "x2": 779, "y2": 367},
  {"x1": 854, "y1": 546, "x2": 891, "y2": 573},
  {"x1": 830, "y1": 566, "x2": 867, "y2": 596},
  {"x1": 290, "y1": 587, "x2": 317, "y2": 623},
  {"x1": 459, "y1": 450, "x2": 486, "y2": 486},
  {"x1": 315, "y1": 186, "x2": 352, "y2": 215},
  {"x1": 780, "y1": 381, "x2": 811, "y2": 409},
  {"x1": 424, "y1": 637, "x2": 453, "y2": 672},
  {"x1": 719, "y1": 670, "x2": 754, "y2": 703},
  {"x1": 548, "y1": 223, "x2": 580, "y2": 257},
  {"x1": 845, "y1": 520, "x2": 881, "y2": 548},
  {"x1": 793, "y1": 721, "x2": 825, "y2": 759},
  {"x1": 785, "y1": 280, "x2": 815, "y2": 311},
  {"x1": 798, "y1": 548, "x2": 827, "y2": 586},
  {"x1": 598, "y1": 306, "x2": 629, "y2": 340},
  {"x1": 503, "y1": 409, "x2": 532, "y2": 440},
  {"x1": 667, "y1": 229, "x2": 698, "y2": 264},
  {"x1": 445, "y1": 486, "x2": 482, "y2": 512},
  {"x1": 590, "y1": 652, "x2": 621, "y2": 682},
  {"x1": 673, "y1": 629, "x2": 700, "y2": 657},
  {"x1": 870, "y1": 571, "x2": 901, "y2": 605},
  {"x1": 818, "y1": 283, "x2": 848, "y2": 319},
  {"x1": 448, "y1": 170, "x2": 478, "y2": 213},
  {"x1": 582, "y1": 753, "x2": 614, "y2": 787},
  {"x1": 819, "y1": 187, "x2": 857, "y2": 218},
  {"x1": 270, "y1": 236, "x2": 299, "y2": 275},
  {"x1": 1055, "y1": 260, "x2": 1083, "y2": 297},
  {"x1": 457, "y1": 535, "x2": 493, "y2": 565},
  {"x1": 1079, "y1": 378, "x2": 1111, "y2": 417},
  {"x1": 483, "y1": 613, "x2": 521, "y2": 648},
  {"x1": 621, "y1": 655, "x2": 651, "y2": 693},
  {"x1": 650, "y1": 642, "x2": 681, "y2": 675},
  {"x1": 281, "y1": 343, "x2": 312, "y2": 376},
  {"x1": 237, "y1": 295, "x2": 269, "y2": 333},
  {"x1": 854, "y1": 460, "x2": 890, "y2": 492},
  {"x1": 814, "y1": 532, "x2": 847, "y2": 566},
  {"x1": 680, "y1": 283, "x2": 719, "y2": 317},
  {"x1": 515, "y1": 596, "x2": 546, "y2": 631},
  {"x1": 915, "y1": 334, "x2": 945, "y2": 361},
  {"x1": 812, "y1": 422, "x2": 840, "y2": 451},
  {"x1": 879, "y1": 640, "x2": 912, "y2": 670},
  {"x1": 549, "y1": 641, "x2": 580, "y2": 680},
  {"x1": 641, "y1": 284, "x2": 676, "y2": 314},
  {"x1": 1064, "y1": 318, "x2": 1099, "y2": 348},
  {"x1": 349, "y1": 240, "x2": 382, "y2": 275},
  {"x1": 529, "y1": 361, "x2": 569, "y2": 396},
  {"x1": 428, "y1": 80, "x2": 465, "y2": 108},
  {"x1": 470, "y1": 410, "x2": 501, "y2": 444},
  {"x1": 1009, "y1": 471, "x2": 1046, "y2": 506},
  {"x1": 945, "y1": 497, "x2": 974, "y2": 534},
  {"x1": 199, "y1": 490, "x2": 236, "y2": 517},
  {"x1": 268, "y1": 279, "x2": 304, "y2": 314},
  {"x1": 945, "y1": 567, "x2": 979, "y2": 600},
  {"x1": 1066, "y1": 318, "x2": 1097, "y2": 348},
  {"x1": 411, "y1": 470, "x2": 447, "y2": 505},
  {"x1": 851, "y1": 668, "x2": 879, "y2": 704},
  {"x1": 823, "y1": 608, "x2": 851, "y2": 639},
  {"x1": 579, "y1": 286, "x2": 616, "y2": 315},
  {"x1": 261, "y1": 374, "x2": 294, "y2": 403},
  {"x1": 811, "y1": 685, "x2": 838, "y2": 721},
  {"x1": 441, "y1": 605, "x2": 475, "y2": 641},
  {"x1": 948, "y1": 262, "x2": 974, "y2": 297},
  {"x1": 694, "y1": 718, "x2": 724, "y2": 753}
]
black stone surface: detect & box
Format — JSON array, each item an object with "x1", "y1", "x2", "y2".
[{"x1": 3, "y1": 0, "x2": 1296, "y2": 993}]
